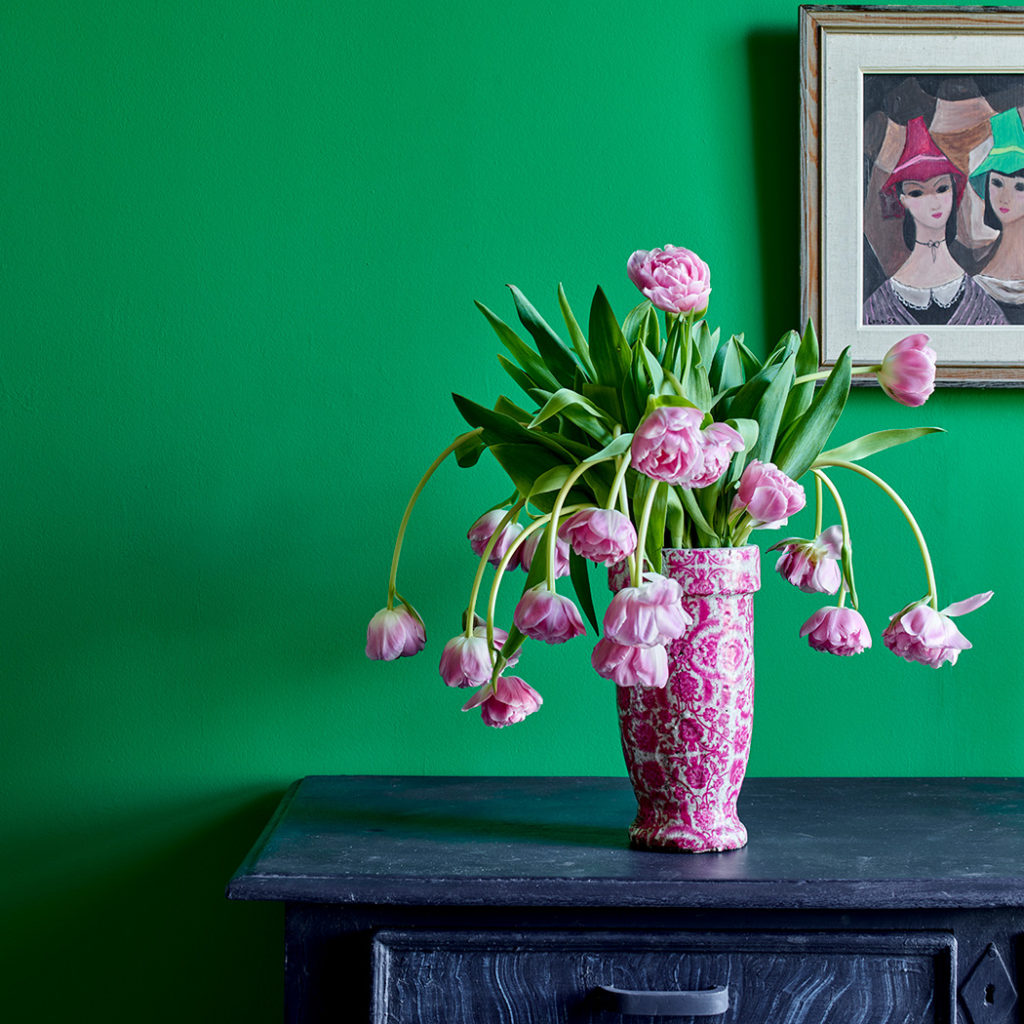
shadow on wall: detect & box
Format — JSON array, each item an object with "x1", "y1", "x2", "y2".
[
  {"x1": 2, "y1": 790, "x2": 286, "y2": 1022},
  {"x1": 747, "y1": 29, "x2": 802, "y2": 346}
]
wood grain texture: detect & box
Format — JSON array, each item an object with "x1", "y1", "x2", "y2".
[{"x1": 373, "y1": 930, "x2": 954, "y2": 1024}]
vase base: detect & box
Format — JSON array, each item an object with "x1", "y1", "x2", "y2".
[{"x1": 627, "y1": 818, "x2": 748, "y2": 854}]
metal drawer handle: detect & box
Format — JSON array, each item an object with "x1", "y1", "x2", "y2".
[{"x1": 596, "y1": 984, "x2": 729, "y2": 1016}]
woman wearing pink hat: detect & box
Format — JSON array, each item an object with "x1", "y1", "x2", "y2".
[{"x1": 863, "y1": 116, "x2": 1006, "y2": 326}]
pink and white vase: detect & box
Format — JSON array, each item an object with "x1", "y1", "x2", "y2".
[{"x1": 614, "y1": 546, "x2": 760, "y2": 853}]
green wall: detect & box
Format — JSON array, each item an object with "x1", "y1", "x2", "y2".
[{"x1": 3, "y1": 0, "x2": 1020, "y2": 1018}]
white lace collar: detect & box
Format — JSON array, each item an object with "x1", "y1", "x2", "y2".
[{"x1": 889, "y1": 275, "x2": 965, "y2": 310}]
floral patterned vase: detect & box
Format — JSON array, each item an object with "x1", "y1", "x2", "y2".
[{"x1": 614, "y1": 546, "x2": 760, "y2": 853}]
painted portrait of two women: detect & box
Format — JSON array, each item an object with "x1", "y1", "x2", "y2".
[{"x1": 863, "y1": 79, "x2": 1024, "y2": 328}]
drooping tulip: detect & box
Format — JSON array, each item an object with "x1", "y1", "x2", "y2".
[
  {"x1": 558, "y1": 508, "x2": 637, "y2": 567},
  {"x1": 799, "y1": 606, "x2": 872, "y2": 656},
  {"x1": 462, "y1": 675, "x2": 543, "y2": 727},
  {"x1": 512, "y1": 584, "x2": 586, "y2": 644},
  {"x1": 883, "y1": 591, "x2": 992, "y2": 668},
  {"x1": 366, "y1": 606, "x2": 426, "y2": 661},
  {"x1": 731, "y1": 460, "x2": 806, "y2": 529},
  {"x1": 877, "y1": 334, "x2": 936, "y2": 407},
  {"x1": 438, "y1": 633, "x2": 494, "y2": 688},
  {"x1": 603, "y1": 573, "x2": 692, "y2": 648},
  {"x1": 771, "y1": 525, "x2": 844, "y2": 594},
  {"x1": 591, "y1": 637, "x2": 669, "y2": 688},
  {"x1": 467, "y1": 509, "x2": 524, "y2": 567}
]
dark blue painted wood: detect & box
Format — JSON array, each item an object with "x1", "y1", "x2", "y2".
[{"x1": 227, "y1": 776, "x2": 1024, "y2": 1023}]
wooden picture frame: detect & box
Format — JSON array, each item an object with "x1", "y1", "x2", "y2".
[{"x1": 800, "y1": 5, "x2": 1024, "y2": 385}]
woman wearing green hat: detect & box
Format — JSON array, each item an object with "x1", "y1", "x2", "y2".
[
  {"x1": 864, "y1": 116, "x2": 1006, "y2": 326},
  {"x1": 972, "y1": 107, "x2": 1024, "y2": 324}
]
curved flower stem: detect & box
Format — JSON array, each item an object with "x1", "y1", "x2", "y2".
[
  {"x1": 814, "y1": 474, "x2": 824, "y2": 537},
  {"x1": 812, "y1": 469, "x2": 857, "y2": 610},
  {"x1": 385, "y1": 428, "x2": 484, "y2": 607},
  {"x1": 462, "y1": 498, "x2": 526, "y2": 636},
  {"x1": 633, "y1": 480, "x2": 663, "y2": 586},
  {"x1": 816, "y1": 458, "x2": 938, "y2": 609},
  {"x1": 483, "y1": 504, "x2": 587, "y2": 681}
]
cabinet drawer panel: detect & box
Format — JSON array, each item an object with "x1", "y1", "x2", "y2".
[{"x1": 373, "y1": 930, "x2": 955, "y2": 1024}]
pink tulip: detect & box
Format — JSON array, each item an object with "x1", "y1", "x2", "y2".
[
  {"x1": 462, "y1": 675, "x2": 543, "y2": 727},
  {"x1": 558, "y1": 508, "x2": 637, "y2": 567},
  {"x1": 512, "y1": 584, "x2": 586, "y2": 644},
  {"x1": 470, "y1": 621, "x2": 521, "y2": 666},
  {"x1": 366, "y1": 606, "x2": 426, "y2": 661},
  {"x1": 692, "y1": 422, "x2": 746, "y2": 488},
  {"x1": 591, "y1": 637, "x2": 669, "y2": 688},
  {"x1": 603, "y1": 573, "x2": 692, "y2": 648},
  {"x1": 799, "y1": 606, "x2": 872, "y2": 656},
  {"x1": 627, "y1": 245, "x2": 711, "y2": 314},
  {"x1": 438, "y1": 633, "x2": 494, "y2": 688},
  {"x1": 771, "y1": 525, "x2": 844, "y2": 594},
  {"x1": 877, "y1": 334, "x2": 936, "y2": 407},
  {"x1": 631, "y1": 407, "x2": 741, "y2": 488},
  {"x1": 883, "y1": 591, "x2": 992, "y2": 668},
  {"x1": 731, "y1": 460, "x2": 806, "y2": 529},
  {"x1": 519, "y1": 529, "x2": 571, "y2": 578},
  {"x1": 467, "y1": 510, "x2": 524, "y2": 567}
]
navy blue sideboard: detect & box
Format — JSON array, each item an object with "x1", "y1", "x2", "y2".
[{"x1": 227, "y1": 775, "x2": 1024, "y2": 1023}]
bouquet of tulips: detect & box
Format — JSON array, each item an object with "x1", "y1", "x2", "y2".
[{"x1": 366, "y1": 246, "x2": 992, "y2": 727}]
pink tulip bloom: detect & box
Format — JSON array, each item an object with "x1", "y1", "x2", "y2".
[
  {"x1": 469, "y1": 621, "x2": 522, "y2": 666},
  {"x1": 603, "y1": 573, "x2": 693, "y2": 648},
  {"x1": 467, "y1": 510, "x2": 524, "y2": 567},
  {"x1": 631, "y1": 407, "x2": 741, "y2": 488},
  {"x1": 462, "y1": 675, "x2": 543, "y2": 727},
  {"x1": 519, "y1": 529, "x2": 571, "y2": 578},
  {"x1": 691, "y1": 421, "x2": 746, "y2": 488},
  {"x1": 591, "y1": 637, "x2": 669, "y2": 688},
  {"x1": 799, "y1": 606, "x2": 872, "y2": 656},
  {"x1": 558, "y1": 508, "x2": 637, "y2": 567},
  {"x1": 883, "y1": 591, "x2": 992, "y2": 668},
  {"x1": 512, "y1": 584, "x2": 586, "y2": 644},
  {"x1": 771, "y1": 525, "x2": 844, "y2": 594},
  {"x1": 731, "y1": 460, "x2": 806, "y2": 529},
  {"x1": 438, "y1": 633, "x2": 494, "y2": 688},
  {"x1": 366, "y1": 606, "x2": 426, "y2": 661},
  {"x1": 627, "y1": 245, "x2": 711, "y2": 314},
  {"x1": 877, "y1": 334, "x2": 936, "y2": 407}
]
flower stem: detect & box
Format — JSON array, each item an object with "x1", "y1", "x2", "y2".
[
  {"x1": 812, "y1": 469, "x2": 857, "y2": 609},
  {"x1": 483, "y1": 504, "x2": 587, "y2": 673},
  {"x1": 386, "y1": 428, "x2": 484, "y2": 607},
  {"x1": 814, "y1": 474, "x2": 824, "y2": 537},
  {"x1": 816, "y1": 458, "x2": 938, "y2": 609},
  {"x1": 794, "y1": 364, "x2": 880, "y2": 387},
  {"x1": 463, "y1": 498, "x2": 525, "y2": 635},
  {"x1": 633, "y1": 480, "x2": 662, "y2": 585}
]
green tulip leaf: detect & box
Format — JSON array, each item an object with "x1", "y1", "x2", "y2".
[
  {"x1": 508, "y1": 285, "x2": 581, "y2": 389},
  {"x1": 588, "y1": 286, "x2": 631, "y2": 389},
  {"x1": 569, "y1": 549, "x2": 600, "y2": 634},
  {"x1": 813, "y1": 426, "x2": 945, "y2": 466},
  {"x1": 773, "y1": 348, "x2": 852, "y2": 480},
  {"x1": 529, "y1": 387, "x2": 615, "y2": 444},
  {"x1": 557, "y1": 284, "x2": 596, "y2": 379},
  {"x1": 476, "y1": 301, "x2": 560, "y2": 392}
]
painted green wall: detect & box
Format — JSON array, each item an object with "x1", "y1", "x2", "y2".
[{"x1": 3, "y1": 0, "x2": 1020, "y2": 1018}]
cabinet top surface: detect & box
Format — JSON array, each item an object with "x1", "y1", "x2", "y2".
[{"x1": 227, "y1": 775, "x2": 1024, "y2": 910}]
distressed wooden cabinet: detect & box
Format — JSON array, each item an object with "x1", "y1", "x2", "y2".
[{"x1": 227, "y1": 776, "x2": 1024, "y2": 1023}]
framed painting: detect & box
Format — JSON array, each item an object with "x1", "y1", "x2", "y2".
[{"x1": 800, "y1": 5, "x2": 1024, "y2": 385}]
